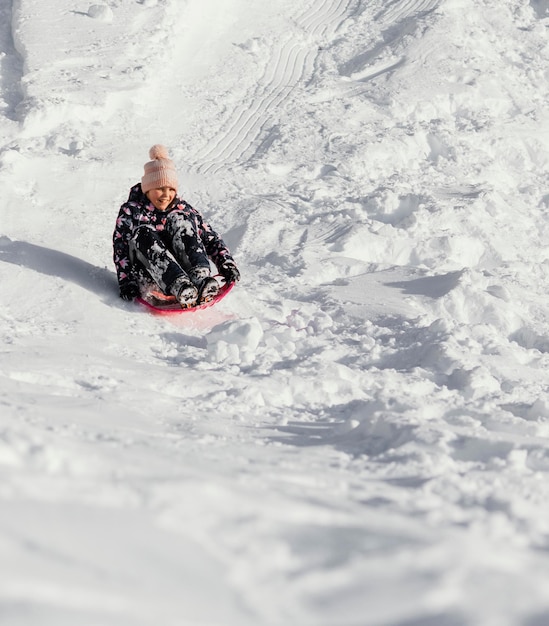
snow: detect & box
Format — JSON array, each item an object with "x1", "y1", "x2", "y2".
[{"x1": 1, "y1": 0, "x2": 549, "y2": 623}]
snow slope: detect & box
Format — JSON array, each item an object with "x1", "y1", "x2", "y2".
[{"x1": 1, "y1": 0, "x2": 549, "y2": 624}]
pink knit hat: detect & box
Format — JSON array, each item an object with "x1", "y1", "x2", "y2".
[{"x1": 141, "y1": 144, "x2": 178, "y2": 194}]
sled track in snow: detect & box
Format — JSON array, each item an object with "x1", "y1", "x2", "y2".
[
  {"x1": 0, "y1": 0, "x2": 24, "y2": 122},
  {"x1": 195, "y1": 0, "x2": 354, "y2": 175}
]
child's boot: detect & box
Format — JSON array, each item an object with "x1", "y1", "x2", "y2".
[
  {"x1": 171, "y1": 276, "x2": 198, "y2": 308},
  {"x1": 198, "y1": 277, "x2": 220, "y2": 304},
  {"x1": 189, "y1": 267, "x2": 219, "y2": 304}
]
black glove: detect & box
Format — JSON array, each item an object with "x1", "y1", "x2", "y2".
[
  {"x1": 220, "y1": 263, "x2": 240, "y2": 284},
  {"x1": 120, "y1": 282, "x2": 140, "y2": 301}
]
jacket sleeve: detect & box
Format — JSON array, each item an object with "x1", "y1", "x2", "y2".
[
  {"x1": 112, "y1": 202, "x2": 138, "y2": 289},
  {"x1": 191, "y1": 204, "x2": 236, "y2": 270}
]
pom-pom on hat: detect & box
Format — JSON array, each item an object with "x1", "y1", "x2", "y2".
[{"x1": 141, "y1": 144, "x2": 178, "y2": 194}]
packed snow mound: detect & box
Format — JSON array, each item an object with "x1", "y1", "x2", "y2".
[
  {"x1": 87, "y1": 4, "x2": 113, "y2": 22},
  {"x1": 206, "y1": 317, "x2": 263, "y2": 365}
]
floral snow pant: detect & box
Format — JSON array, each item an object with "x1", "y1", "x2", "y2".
[{"x1": 129, "y1": 212, "x2": 211, "y2": 296}]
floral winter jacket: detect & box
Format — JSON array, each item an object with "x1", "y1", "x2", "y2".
[{"x1": 112, "y1": 183, "x2": 235, "y2": 292}]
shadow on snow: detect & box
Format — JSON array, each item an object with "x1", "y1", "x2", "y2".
[{"x1": 0, "y1": 235, "x2": 117, "y2": 303}]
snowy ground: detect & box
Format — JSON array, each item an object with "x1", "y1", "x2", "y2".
[{"x1": 1, "y1": 0, "x2": 549, "y2": 624}]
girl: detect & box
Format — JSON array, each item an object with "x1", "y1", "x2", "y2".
[{"x1": 113, "y1": 145, "x2": 240, "y2": 308}]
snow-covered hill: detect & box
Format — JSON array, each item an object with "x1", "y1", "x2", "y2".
[{"x1": 1, "y1": 0, "x2": 549, "y2": 624}]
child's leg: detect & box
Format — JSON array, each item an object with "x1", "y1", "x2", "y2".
[
  {"x1": 165, "y1": 213, "x2": 211, "y2": 282},
  {"x1": 164, "y1": 214, "x2": 220, "y2": 304},
  {"x1": 130, "y1": 225, "x2": 193, "y2": 297}
]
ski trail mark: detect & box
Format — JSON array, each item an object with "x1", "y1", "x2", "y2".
[
  {"x1": 196, "y1": 38, "x2": 311, "y2": 175},
  {"x1": 296, "y1": 0, "x2": 351, "y2": 39},
  {"x1": 375, "y1": 0, "x2": 441, "y2": 26}
]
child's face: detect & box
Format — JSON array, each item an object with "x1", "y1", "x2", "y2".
[{"x1": 147, "y1": 186, "x2": 176, "y2": 211}]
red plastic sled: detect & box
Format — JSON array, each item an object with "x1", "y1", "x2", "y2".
[{"x1": 137, "y1": 280, "x2": 234, "y2": 315}]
